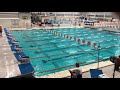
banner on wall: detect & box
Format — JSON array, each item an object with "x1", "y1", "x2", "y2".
[{"x1": 22, "y1": 16, "x2": 28, "y2": 20}]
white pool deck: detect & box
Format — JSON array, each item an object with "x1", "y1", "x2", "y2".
[
  {"x1": 0, "y1": 31, "x2": 21, "y2": 78},
  {"x1": 9, "y1": 25, "x2": 84, "y2": 30},
  {"x1": 0, "y1": 25, "x2": 120, "y2": 78}
]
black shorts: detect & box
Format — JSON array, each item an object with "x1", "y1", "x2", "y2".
[{"x1": 77, "y1": 74, "x2": 82, "y2": 78}]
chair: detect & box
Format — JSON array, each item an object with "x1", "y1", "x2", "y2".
[{"x1": 90, "y1": 69, "x2": 103, "y2": 78}]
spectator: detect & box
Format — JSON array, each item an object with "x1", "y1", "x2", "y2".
[
  {"x1": 58, "y1": 22, "x2": 60, "y2": 27},
  {"x1": 0, "y1": 26, "x2": 2, "y2": 37},
  {"x1": 74, "y1": 22, "x2": 77, "y2": 26},
  {"x1": 115, "y1": 55, "x2": 120, "y2": 71},
  {"x1": 69, "y1": 63, "x2": 82, "y2": 78}
]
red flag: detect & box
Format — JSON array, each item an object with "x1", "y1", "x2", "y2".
[
  {"x1": 78, "y1": 38, "x2": 80, "y2": 42},
  {"x1": 87, "y1": 41, "x2": 91, "y2": 46},
  {"x1": 82, "y1": 40, "x2": 85, "y2": 43}
]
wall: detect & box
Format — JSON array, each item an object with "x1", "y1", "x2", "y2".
[
  {"x1": 0, "y1": 19, "x2": 12, "y2": 28},
  {"x1": 112, "y1": 12, "x2": 120, "y2": 19},
  {"x1": 0, "y1": 12, "x2": 19, "y2": 28},
  {"x1": 18, "y1": 13, "x2": 31, "y2": 28},
  {"x1": 39, "y1": 12, "x2": 81, "y2": 16},
  {"x1": 41, "y1": 16, "x2": 80, "y2": 21},
  {"x1": 0, "y1": 12, "x2": 19, "y2": 18},
  {"x1": 0, "y1": 12, "x2": 31, "y2": 28}
]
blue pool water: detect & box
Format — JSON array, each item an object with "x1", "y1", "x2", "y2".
[{"x1": 11, "y1": 28, "x2": 120, "y2": 76}]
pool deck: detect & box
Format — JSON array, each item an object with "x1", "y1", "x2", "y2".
[
  {"x1": 9, "y1": 25, "x2": 84, "y2": 30},
  {"x1": 0, "y1": 31, "x2": 21, "y2": 78},
  {"x1": 82, "y1": 64, "x2": 120, "y2": 78}
]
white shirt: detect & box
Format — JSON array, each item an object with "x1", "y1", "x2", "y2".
[{"x1": 75, "y1": 68, "x2": 82, "y2": 76}]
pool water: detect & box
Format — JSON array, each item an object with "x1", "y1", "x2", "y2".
[{"x1": 12, "y1": 28, "x2": 120, "y2": 76}]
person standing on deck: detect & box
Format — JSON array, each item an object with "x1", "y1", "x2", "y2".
[
  {"x1": 0, "y1": 25, "x2": 3, "y2": 37},
  {"x1": 115, "y1": 55, "x2": 120, "y2": 71}
]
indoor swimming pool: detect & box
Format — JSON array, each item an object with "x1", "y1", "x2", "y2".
[{"x1": 11, "y1": 28, "x2": 120, "y2": 76}]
